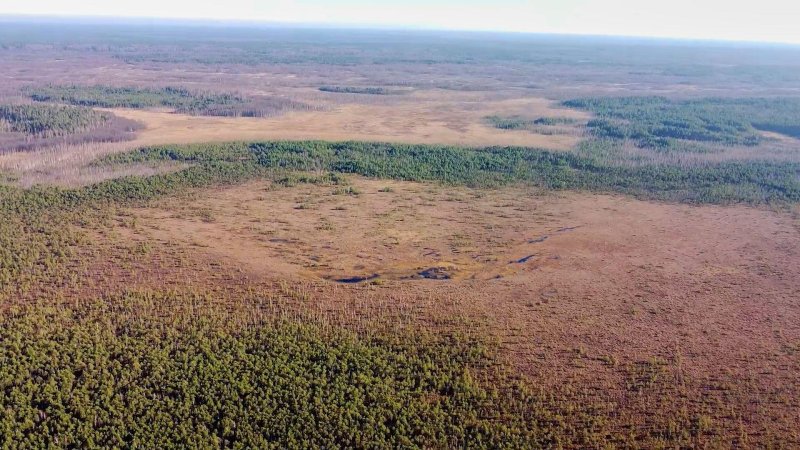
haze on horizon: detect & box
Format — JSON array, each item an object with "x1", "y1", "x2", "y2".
[{"x1": 2, "y1": 0, "x2": 800, "y2": 46}]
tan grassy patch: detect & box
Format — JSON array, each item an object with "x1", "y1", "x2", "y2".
[{"x1": 110, "y1": 92, "x2": 586, "y2": 149}]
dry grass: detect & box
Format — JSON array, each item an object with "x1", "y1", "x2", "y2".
[
  {"x1": 0, "y1": 141, "x2": 128, "y2": 186},
  {"x1": 119, "y1": 178, "x2": 547, "y2": 282},
  {"x1": 0, "y1": 141, "x2": 186, "y2": 187},
  {"x1": 108, "y1": 92, "x2": 586, "y2": 149}
]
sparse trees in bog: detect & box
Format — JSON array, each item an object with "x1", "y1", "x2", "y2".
[{"x1": 0, "y1": 104, "x2": 142, "y2": 153}]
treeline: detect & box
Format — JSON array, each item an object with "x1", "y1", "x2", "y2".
[
  {"x1": 180, "y1": 97, "x2": 319, "y2": 118},
  {"x1": 720, "y1": 97, "x2": 800, "y2": 138},
  {"x1": 27, "y1": 85, "x2": 316, "y2": 118},
  {"x1": 564, "y1": 96, "x2": 800, "y2": 150},
  {"x1": 0, "y1": 103, "x2": 142, "y2": 152},
  {"x1": 486, "y1": 115, "x2": 578, "y2": 131},
  {"x1": 0, "y1": 104, "x2": 108, "y2": 137},
  {"x1": 319, "y1": 86, "x2": 397, "y2": 95},
  {"x1": 29, "y1": 85, "x2": 240, "y2": 110},
  {"x1": 102, "y1": 140, "x2": 800, "y2": 205}
]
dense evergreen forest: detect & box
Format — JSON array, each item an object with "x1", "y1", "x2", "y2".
[
  {"x1": 486, "y1": 115, "x2": 580, "y2": 131},
  {"x1": 102, "y1": 140, "x2": 800, "y2": 204},
  {"x1": 564, "y1": 97, "x2": 800, "y2": 149},
  {"x1": 29, "y1": 86, "x2": 242, "y2": 110},
  {"x1": 0, "y1": 104, "x2": 109, "y2": 137},
  {"x1": 28, "y1": 86, "x2": 313, "y2": 118},
  {"x1": 0, "y1": 299, "x2": 560, "y2": 448}
]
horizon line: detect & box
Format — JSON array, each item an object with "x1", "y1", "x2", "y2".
[{"x1": 1, "y1": 13, "x2": 800, "y2": 48}]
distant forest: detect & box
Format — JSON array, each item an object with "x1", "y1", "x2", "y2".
[{"x1": 28, "y1": 85, "x2": 316, "y2": 118}]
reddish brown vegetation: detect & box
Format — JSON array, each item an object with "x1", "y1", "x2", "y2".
[{"x1": 17, "y1": 178, "x2": 795, "y2": 445}]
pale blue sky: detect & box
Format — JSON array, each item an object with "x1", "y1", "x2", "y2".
[{"x1": 3, "y1": 0, "x2": 800, "y2": 44}]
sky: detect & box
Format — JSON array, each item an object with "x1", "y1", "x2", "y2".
[{"x1": 3, "y1": 0, "x2": 800, "y2": 45}]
